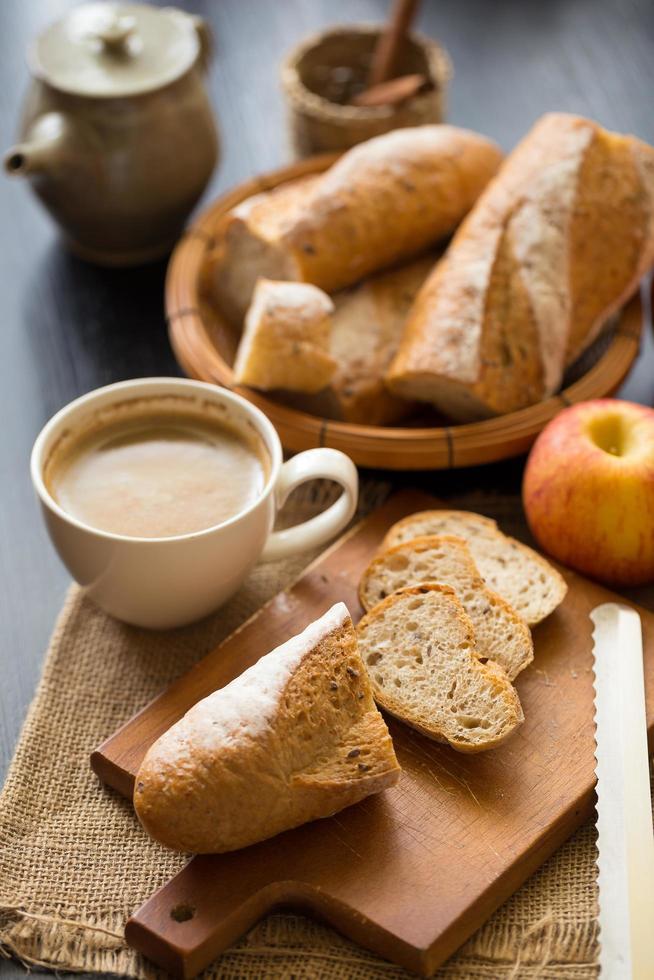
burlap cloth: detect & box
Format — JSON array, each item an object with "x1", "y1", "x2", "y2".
[{"x1": 3, "y1": 480, "x2": 641, "y2": 980}]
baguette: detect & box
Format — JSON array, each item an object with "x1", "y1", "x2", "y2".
[
  {"x1": 356, "y1": 584, "x2": 524, "y2": 752},
  {"x1": 381, "y1": 510, "x2": 567, "y2": 624},
  {"x1": 233, "y1": 278, "x2": 336, "y2": 393},
  {"x1": 359, "y1": 535, "x2": 533, "y2": 680},
  {"x1": 212, "y1": 126, "x2": 503, "y2": 319},
  {"x1": 387, "y1": 113, "x2": 654, "y2": 420},
  {"x1": 134, "y1": 604, "x2": 400, "y2": 853}
]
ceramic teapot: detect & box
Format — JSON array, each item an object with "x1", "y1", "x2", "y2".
[{"x1": 4, "y1": 3, "x2": 219, "y2": 266}]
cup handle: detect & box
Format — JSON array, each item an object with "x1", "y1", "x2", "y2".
[{"x1": 261, "y1": 449, "x2": 358, "y2": 562}]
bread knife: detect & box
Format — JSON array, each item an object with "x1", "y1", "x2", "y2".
[{"x1": 591, "y1": 602, "x2": 654, "y2": 978}]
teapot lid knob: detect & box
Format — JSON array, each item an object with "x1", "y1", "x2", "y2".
[{"x1": 90, "y1": 13, "x2": 136, "y2": 56}]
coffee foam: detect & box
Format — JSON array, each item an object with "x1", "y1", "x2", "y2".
[{"x1": 44, "y1": 393, "x2": 271, "y2": 492}]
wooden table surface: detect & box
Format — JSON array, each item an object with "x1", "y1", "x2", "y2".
[{"x1": 2, "y1": 1, "x2": 654, "y2": 977}]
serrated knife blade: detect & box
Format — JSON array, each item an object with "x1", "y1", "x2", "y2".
[{"x1": 591, "y1": 602, "x2": 654, "y2": 979}]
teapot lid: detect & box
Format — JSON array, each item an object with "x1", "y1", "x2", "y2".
[{"x1": 31, "y1": 3, "x2": 202, "y2": 97}]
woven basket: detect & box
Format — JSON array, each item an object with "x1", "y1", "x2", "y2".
[
  {"x1": 280, "y1": 24, "x2": 452, "y2": 156},
  {"x1": 166, "y1": 156, "x2": 643, "y2": 471}
]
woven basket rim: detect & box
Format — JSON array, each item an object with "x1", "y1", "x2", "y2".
[{"x1": 280, "y1": 23, "x2": 452, "y2": 124}]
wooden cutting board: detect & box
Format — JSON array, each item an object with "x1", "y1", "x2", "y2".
[{"x1": 91, "y1": 490, "x2": 654, "y2": 978}]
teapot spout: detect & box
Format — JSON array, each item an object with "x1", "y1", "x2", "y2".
[
  {"x1": 4, "y1": 113, "x2": 70, "y2": 177},
  {"x1": 5, "y1": 141, "x2": 48, "y2": 176}
]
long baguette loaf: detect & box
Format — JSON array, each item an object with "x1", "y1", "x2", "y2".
[
  {"x1": 386, "y1": 113, "x2": 654, "y2": 421},
  {"x1": 212, "y1": 126, "x2": 503, "y2": 320}
]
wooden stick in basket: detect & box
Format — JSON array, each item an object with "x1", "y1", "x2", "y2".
[
  {"x1": 367, "y1": 0, "x2": 421, "y2": 87},
  {"x1": 352, "y1": 73, "x2": 429, "y2": 108}
]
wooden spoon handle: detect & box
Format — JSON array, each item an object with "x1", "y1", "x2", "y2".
[{"x1": 368, "y1": 0, "x2": 421, "y2": 87}]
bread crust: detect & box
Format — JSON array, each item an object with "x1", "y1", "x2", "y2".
[
  {"x1": 282, "y1": 126, "x2": 503, "y2": 293},
  {"x1": 134, "y1": 605, "x2": 400, "y2": 853},
  {"x1": 386, "y1": 113, "x2": 654, "y2": 420},
  {"x1": 380, "y1": 510, "x2": 498, "y2": 552}
]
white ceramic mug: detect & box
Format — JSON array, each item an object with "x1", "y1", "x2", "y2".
[{"x1": 31, "y1": 378, "x2": 358, "y2": 629}]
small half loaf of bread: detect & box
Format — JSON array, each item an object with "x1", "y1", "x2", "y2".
[
  {"x1": 233, "y1": 278, "x2": 336, "y2": 393},
  {"x1": 359, "y1": 535, "x2": 533, "y2": 680},
  {"x1": 134, "y1": 603, "x2": 400, "y2": 853},
  {"x1": 356, "y1": 584, "x2": 524, "y2": 752},
  {"x1": 381, "y1": 510, "x2": 567, "y2": 625}
]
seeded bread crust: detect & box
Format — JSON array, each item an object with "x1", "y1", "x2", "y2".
[
  {"x1": 134, "y1": 604, "x2": 400, "y2": 854},
  {"x1": 359, "y1": 535, "x2": 534, "y2": 680},
  {"x1": 381, "y1": 510, "x2": 567, "y2": 625},
  {"x1": 356, "y1": 584, "x2": 524, "y2": 752}
]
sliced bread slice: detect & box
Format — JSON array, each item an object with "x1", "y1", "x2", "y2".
[
  {"x1": 381, "y1": 510, "x2": 567, "y2": 625},
  {"x1": 359, "y1": 535, "x2": 533, "y2": 680},
  {"x1": 134, "y1": 603, "x2": 400, "y2": 853},
  {"x1": 356, "y1": 584, "x2": 524, "y2": 752}
]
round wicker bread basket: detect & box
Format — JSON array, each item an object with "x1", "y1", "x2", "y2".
[
  {"x1": 166, "y1": 156, "x2": 643, "y2": 471},
  {"x1": 280, "y1": 25, "x2": 452, "y2": 156}
]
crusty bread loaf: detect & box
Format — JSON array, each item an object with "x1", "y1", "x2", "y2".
[
  {"x1": 212, "y1": 126, "x2": 503, "y2": 320},
  {"x1": 233, "y1": 278, "x2": 336, "y2": 393},
  {"x1": 359, "y1": 535, "x2": 533, "y2": 680},
  {"x1": 212, "y1": 174, "x2": 320, "y2": 324},
  {"x1": 387, "y1": 113, "x2": 654, "y2": 420},
  {"x1": 381, "y1": 510, "x2": 567, "y2": 625},
  {"x1": 279, "y1": 255, "x2": 434, "y2": 425},
  {"x1": 134, "y1": 604, "x2": 400, "y2": 853},
  {"x1": 356, "y1": 584, "x2": 524, "y2": 752}
]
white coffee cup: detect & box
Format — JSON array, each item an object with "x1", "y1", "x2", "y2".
[{"x1": 31, "y1": 378, "x2": 358, "y2": 629}]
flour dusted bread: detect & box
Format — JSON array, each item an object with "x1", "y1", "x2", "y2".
[
  {"x1": 387, "y1": 113, "x2": 654, "y2": 420},
  {"x1": 381, "y1": 511, "x2": 567, "y2": 625},
  {"x1": 357, "y1": 584, "x2": 523, "y2": 752},
  {"x1": 134, "y1": 604, "x2": 400, "y2": 853},
  {"x1": 212, "y1": 126, "x2": 502, "y2": 319},
  {"x1": 233, "y1": 279, "x2": 336, "y2": 393},
  {"x1": 359, "y1": 535, "x2": 533, "y2": 680}
]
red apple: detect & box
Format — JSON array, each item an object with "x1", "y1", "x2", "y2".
[{"x1": 522, "y1": 398, "x2": 654, "y2": 586}]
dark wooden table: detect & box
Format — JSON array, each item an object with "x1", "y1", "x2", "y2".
[{"x1": 2, "y1": 1, "x2": 654, "y2": 977}]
